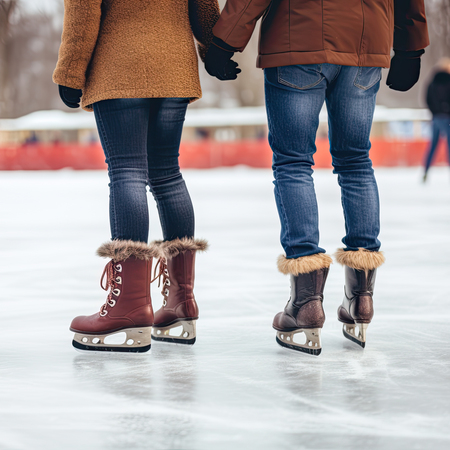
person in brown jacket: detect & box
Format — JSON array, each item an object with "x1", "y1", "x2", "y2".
[
  {"x1": 53, "y1": 0, "x2": 220, "y2": 353},
  {"x1": 205, "y1": 0, "x2": 429, "y2": 354}
]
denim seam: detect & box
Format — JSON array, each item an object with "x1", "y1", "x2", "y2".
[
  {"x1": 277, "y1": 65, "x2": 324, "y2": 90},
  {"x1": 95, "y1": 109, "x2": 118, "y2": 239},
  {"x1": 331, "y1": 64, "x2": 342, "y2": 83},
  {"x1": 274, "y1": 172, "x2": 292, "y2": 256},
  {"x1": 339, "y1": 177, "x2": 350, "y2": 250}
]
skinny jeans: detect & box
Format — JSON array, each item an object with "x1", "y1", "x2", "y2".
[
  {"x1": 93, "y1": 98, "x2": 194, "y2": 243},
  {"x1": 265, "y1": 64, "x2": 381, "y2": 258}
]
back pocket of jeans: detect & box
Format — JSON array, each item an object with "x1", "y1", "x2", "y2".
[
  {"x1": 354, "y1": 67, "x2": 382, "y2": 90},
  {"x1": 277, "y1": 64, "x2": 324, "y2": 90}
]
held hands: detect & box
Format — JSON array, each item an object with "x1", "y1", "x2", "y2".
[
  {"x1": 386, "y1": 49, "x2": 425, "y2": 92},
  {"x1": 58, "y1": 85, "x2": 82, "y2": 108},
  {"x1": 205, "y1": 36, "x2": 241, "y2": 81}
]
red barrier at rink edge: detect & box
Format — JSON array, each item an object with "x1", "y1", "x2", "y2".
[{"x1": 0, "y1": 139, "x2": 448, "y2": 170}]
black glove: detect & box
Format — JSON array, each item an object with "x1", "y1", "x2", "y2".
[
  {"x1": 205, "y1": 36, "x2": 241, "y2": 81},
  {"x1": 58, "y1": 85, "x2": 82, "y2": 108},
  {"x1": 386, "y1": 49, "x2": 425, "y2": 92}
]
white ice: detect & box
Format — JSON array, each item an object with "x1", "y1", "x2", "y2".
[{"x1": 1, "y1": 167, "x2": 450, "y2": 450}]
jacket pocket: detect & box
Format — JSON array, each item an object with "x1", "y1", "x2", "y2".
[
  {"x1": 277, "y1": 64, "x2": 324, "y2": 90},
  {"x1": 354, "y1": 67, "x2": 382, "y2": 90}
]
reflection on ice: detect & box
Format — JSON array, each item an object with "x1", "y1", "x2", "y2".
[{"x1": 1, "y1": 168, "x2": 450, "y2": 449}]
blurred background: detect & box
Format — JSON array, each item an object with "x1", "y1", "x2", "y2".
[{"x1": 0, "y1": 0, "x2": 449, "y2": 170}]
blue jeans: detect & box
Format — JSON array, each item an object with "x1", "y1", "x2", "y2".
[
  {"x1": 265, "y1": 64, "x2": 381, "y2": 258},
  {"x1": 93, "y1": 98, "x2": 194, "y2": 243},
  {"x1": 424, "y1": 115, "x2": 450, "y2": 173}
]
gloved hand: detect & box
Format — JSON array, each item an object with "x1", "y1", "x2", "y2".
[
  {"x1": 205, "y1": 36, "x2": 241, "y2": 81},
  {"x1": 386, "y1": 49, "x2": 425, "y2": 92},
  {"x1": 58, "y1": 85, "x2": 82, "y2": 108}
]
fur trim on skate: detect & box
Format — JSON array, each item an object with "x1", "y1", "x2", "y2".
[
  {"x1": 154, "y1": 237, "x2": 209, "y2": 259},
  {"x1": 97, "y1": 240, "x2": 160, "y2": 262},
  {"x1": 334, "y1": 248, "x2": 385, "y2": 270},
  {"x1": 277, "y1": 253, "x2": 333, "y2": 275}
]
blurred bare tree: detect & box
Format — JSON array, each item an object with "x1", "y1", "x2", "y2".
[
  {"x1": 0, "y1": 0, "x2": 18, "y2": 115},
  {"x1": 427, "y1": 0, "x2": 450, "y2": 55},
  {"x1": 0, "y1": 0, "x2": 63, "y2": 118}
]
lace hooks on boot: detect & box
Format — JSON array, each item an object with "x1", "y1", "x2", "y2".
[{"x1": 99, "y1": 261, "x2": 121, "y2": 317}]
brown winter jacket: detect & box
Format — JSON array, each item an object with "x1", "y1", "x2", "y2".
[
  {"x1": 213, "y1": 0, "x2": 429, "y2": 69},
  {"x1": 53, "y1": 0, "x2": 220, "y2": 111}
]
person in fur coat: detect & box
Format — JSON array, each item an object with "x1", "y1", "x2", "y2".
[{"x1": 53, "y1": 0, "x2": 219, "y2": 352}]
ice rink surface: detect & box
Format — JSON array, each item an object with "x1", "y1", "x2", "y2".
[{"x1": 1, "y1": 166, "x2": 449, "y2": 450}]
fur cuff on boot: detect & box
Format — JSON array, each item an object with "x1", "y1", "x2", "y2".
[
  {"x1": 335, "y1": 248, "x2": 385, "y2": 270},
  {"x1": 153, "y1": 237, "x2": 209, "y2": 259},
  {"x1": 97, "y1": 240, "x2": 160, "y2": 262},
  {"x1": 277, "y1": 253, "x2": 333, "y2": 275}
]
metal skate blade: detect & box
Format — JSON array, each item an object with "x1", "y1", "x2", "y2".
[
  {"x1": 342, "y1": 323, "x2": 368, "y2": 348},
  {"x1": 275, "y1": 337, "x2": 321, "y2": 355},
  {"x1": 151, "y1": 336, "x2": 196, "y2": 345},
  {"x1": 275, "y1": 328, "x2": 322, "y2": 356},
  {"x1": 72, "y1": 327, "x2": 152, "y2": 353},
  {"x1": 151, "y1": 320, "x2": 197, "y2": 346},
  {"x1": 72, "y1": 340, "x2": 151, "y2": 353}
]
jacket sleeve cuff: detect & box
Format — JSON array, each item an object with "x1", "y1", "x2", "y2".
[
  {"x1": 393, "y1": 49, "x2": 425, "y2": 59},
  {"x1": 52, "y1": 67, "x2": 86, "y2": 90},
  {"x1": 212, "y1": 36, "x2": 237, "y2": 52},
  {"x1": 188, "y1": 0, "x2": 221, "y2": 61}
]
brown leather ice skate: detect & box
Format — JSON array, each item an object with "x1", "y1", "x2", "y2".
[
  {"x1": 151, "y1": 238, "x2": 208, "y2": 345},
  {"x1": 335, "y1": 248, "x2": 385, "y2": 348},
  {"x1": 70, "y1": 240, "x2": 159, "y2": 353},
  {"x1": 273, "y1": 253, "x2": 333, "y2": 356}
]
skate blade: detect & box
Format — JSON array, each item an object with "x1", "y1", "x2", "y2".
[
  {"x1": 151, "y1": 320, "x2": 196, "y2": 345},
  {"x1": 342, "y1": 323, "x2": 368, "y2": 348},
  {"x1": 275, "y1": 328, "x2": 322, "y2": 356},
  {"x1": 72, "y1": 327, "x2": 152, "y2": 353}
]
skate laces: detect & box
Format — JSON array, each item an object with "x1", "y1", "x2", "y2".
[
  {"x1": 151, "y1": 258, "x2": 170, "y2": 305},
  {"x1": 99, "y1": 260, "x2": 122, "y2": 316}
]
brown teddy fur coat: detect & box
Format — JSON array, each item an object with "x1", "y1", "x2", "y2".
[{"x1": 53, "y1": 0, "x2": 220, "y2": 111}]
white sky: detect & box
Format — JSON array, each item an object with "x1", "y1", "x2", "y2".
[{"x1": 21, "y1": 0, "x2": 59, "y2": 13}]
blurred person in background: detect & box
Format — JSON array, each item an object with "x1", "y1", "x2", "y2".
[
  {"x1": 423, "y1": 58, "x2": 450, "y2": 182},
  {"x1": 53, "y1": 0, "x2": 220, "y2": 353},
  {"x1": 206, "y1": 0, "x2": 429, "y2": 355}
]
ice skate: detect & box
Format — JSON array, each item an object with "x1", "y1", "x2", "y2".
[
  {"x1": 335, "y1": 248, "x2": 385, "y2": 348},
  {"x1": 151, "y1": 238, "x2": 208, "y2": 345},
  {"x1": 70, "y1": 240, "x2": 159, "y2": 353},
  {"x1": 273, "y1": 253, "x2": 332, "y2": 356}
]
